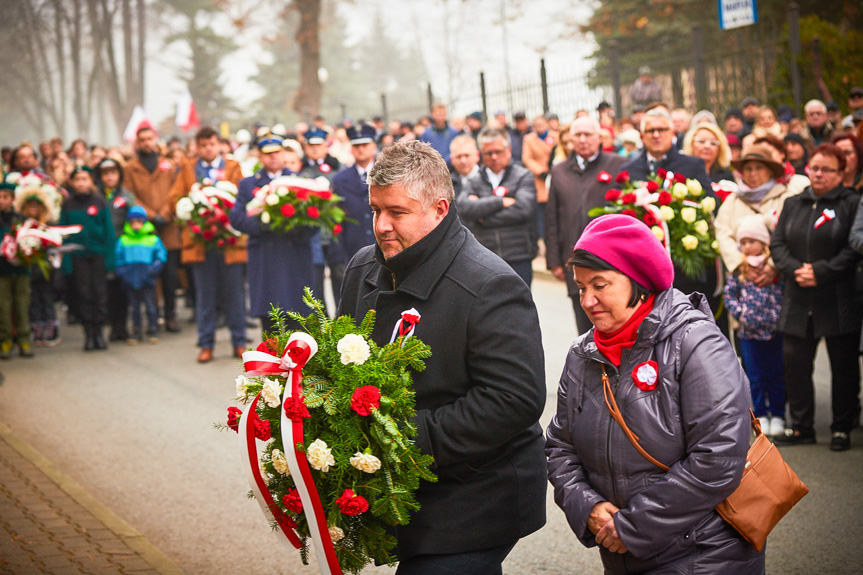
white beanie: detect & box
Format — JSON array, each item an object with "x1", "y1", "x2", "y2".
[{"x1": 735, "y1": 214, "x2": 771, "y2": 245}]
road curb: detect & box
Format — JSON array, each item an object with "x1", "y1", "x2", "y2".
[{"x1": 0, "y1": 420, "x2": 187, "y2": 575}]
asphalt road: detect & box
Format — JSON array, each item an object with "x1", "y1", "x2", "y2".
[{"x1": 0, "y1": 276, "x2": 861, "y2": 574}]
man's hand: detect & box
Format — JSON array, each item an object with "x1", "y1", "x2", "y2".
[
  {"x1": 551, "y1": 266, "x2": 566, "y2": 282},
  {"x1": 589, "y1": 502, "x2": 628, "y2": 554},
  {"x1": 468, "y1": 194, "x2": 479, "y2": 201},
  {"x1": 502, "y1": 197, "x2": 515, "y2": 207},
  {"x1": 795, "y1": 263, "x2": 817, "y2": 287}
]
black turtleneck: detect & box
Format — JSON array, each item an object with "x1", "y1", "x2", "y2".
[{"x1": 138, "y1": 151, "x2": 159, "y2": 173}]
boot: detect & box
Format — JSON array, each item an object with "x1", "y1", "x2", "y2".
[
  {"x1": 32, "y1": 322, "x2": 44, "y2": 347},
  {"x1": 84, "y1": 325, "x2": 96, "y2": 351},
  {"x1": 93, "y1": 325, "x2": 108, "y2": 350}
]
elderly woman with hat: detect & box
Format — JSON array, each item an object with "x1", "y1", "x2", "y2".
[
  {"x1": 714, "y1": 143, "x2": 800, "y2": 285},
  {"x1": 777, "y1": 144, "x2": 862, "y2": 451},
  {"x1": 546, "y1": 215, "x2": 764, "y2": 574}
]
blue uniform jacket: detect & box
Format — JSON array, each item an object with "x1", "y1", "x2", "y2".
[{"x1": 331, "y1": 164, "x2": 375, "y2": 265}]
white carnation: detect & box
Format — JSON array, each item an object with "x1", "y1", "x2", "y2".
[
  {"x1": 261, "y1": 211, "x2": 271, "y2": 224},
  {"x1": 176, "y1": 197, "x2": 195, "y2": 220},
  {"x1": 337, "y1": 334, "x2": 371, "y2": 365},
  {"x1": 271, "y1": 449, "x2": 290, "y2": 475},
  {"x1": 681, "y1": 235, "x2": 699, "y2": 251},
  {"x1": 235, "y1": 375, "x2": 249, "y2": 398},
  {"x1": 261, "y1": 378, "x2": 282, "y2": 408},
  {"x1": 701, "y1": 197, "x2": 717, "y2": 214},
  {"x1": 328, "y1": 525, "x2": 345, "y2": 543},
  {"x1": 672, "y1": 182, "x2": 689, "y2": 199},
  {"x1": 659, "y1": 205, "x2": 675, "y2": 221},
  {"x1": 307, "y1": 439, "x2": 335, "y2": 472},
  {"x1": 680, "y1": 207, "x2": 697, "y2": 224},
  {"x1": 349, "y1": 452, "x2": 382, "y2": 474},
  {"x1": 265, "y1": 193, "x2": 280, "y2": 206}
]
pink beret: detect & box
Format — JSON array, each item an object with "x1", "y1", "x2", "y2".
[{"x1": 574, "y1": 214, "x2": 674, "y2": 291}]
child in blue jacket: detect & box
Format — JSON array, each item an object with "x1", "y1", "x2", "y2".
[
  {"x1": 723, "y1": 214, "x2": 785, "y2": 437},
  {"x1": 115, "y1": 206, "x2": 166, "y2": 344}
]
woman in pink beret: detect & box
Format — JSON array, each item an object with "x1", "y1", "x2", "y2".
[{"x1": 546, "y1": 214, "x2": 764, "y2": 574}]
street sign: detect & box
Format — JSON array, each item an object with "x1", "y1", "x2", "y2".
[{"x1": 718, "y1": 0, "x2": 758, "y2": 30}]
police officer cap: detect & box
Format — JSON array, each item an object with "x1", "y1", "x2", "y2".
[
  {"x1": 347, "y1": 124, "x2": 376, "y2": 145},
  {"x1": 257, "y1": 136, "x2": 285, "y2": 154},
  {"x1": 305, "y1": 129, "x2": 328, "y2": 145}
]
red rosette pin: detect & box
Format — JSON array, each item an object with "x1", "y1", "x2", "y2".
[
  {"x1": 320, "y1": 163, "x2": 331, "y2": 173},
  {"x1": 632, "y1": 360, "x2": 659, "y2": 392},
  {"x1": 597, "y1": 171, "x2": 612, "y2": 183},
  {"x1": 87, "y1": 205, "x2": 98, "y2": 216},
  {"x1": 493, "y1": 186, "x2": 508, "y2": 197}
]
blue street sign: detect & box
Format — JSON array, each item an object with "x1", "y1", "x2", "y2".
[{"x1": 719, "y1": 0, "x2": 758, "y2": 30}]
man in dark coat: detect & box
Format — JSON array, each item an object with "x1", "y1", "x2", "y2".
[
  {"x1": 546, "y1": 116, "x2": 626, "y2": 334},
  {"x1": 331, "y1": 124, "x2": 377, "y2": 267},
  {"x1": 229, "y1": 136, "x2": 314, "y2": 334},
  {"x1": 338, "y1": 140, "x2": 546, "y2": 574},
  {"x1": 620, "y1": 107, "x2": 727, "y2": 335},
  {"x1": 456, "y1": 127, "x2": 538, "y2": 286}
]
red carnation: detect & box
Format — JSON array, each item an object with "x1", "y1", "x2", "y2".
[
  {"x1": 315, "y1": 190, "x2": 333, "y2": 200},
  {"x1": 620, "y1": 193, "x2": 637, "y2": 204},
  {"x1": 283, "y1": 489, "x2": 303, "y2": 514},
  {"x1": 335, "y1": 489, "x2": 369, "y2": 516},
  {"x1": 656, "y1": 168, "x2": 667, "y2": 178},
  {"x1": 202, "y1": 230, "x2": 215, "y2": 241},
  {"x1": 191, "y1": 224, "x2": 201, "y2": 234},
  {"x1": 280, "y1": 203, "x2": 296, "y2": 218},
  {"x1": 217, "y1": 239, "x2": 225, "y2": 247},
  {"x1": 615, "y1": 171, "x2": 630, "y2": 184},
  {"x1": 227, "y1": 406, "x2": 242, "y2": 432},
  {"x1": 219, "y1": 214, "x2": 229, "y2": 224},
  {"x1": 253, "y1": 413, "x2": 271, "y2": 441},
  {"x1": 604, "y1": 189, "x2": 621, "y2": 202},
  {"x1": 646, "y1": 180, "x2": 660, "y2": 192},
  {"x1": 350, "y1": 385, "x2": 381, "y2": 416},
  {"x1": 227, "y1": 236, "x2": 237, "y2": 245},
  {"x1": 306, "y1": 206, "x2": 320, "y2": 219},
  {"x1": 643, "y1": 212, "x2": 657, "y2": 227},
  {"x1": 657, "y1": 191, "x2": 672, "y2": 206},
  {"x1": 597, "y1": 171, "x2": 612, "y2": 183},
  {"x1": 295, "y1": 188, "x2": 310, "y2": 200},
  {"x1": 332, "y1": 224, "x2": 343, "y2": 235},
  {"x1": 673, "y1": 173, "x2": 687, "y2": 184},
  {"x1": 621, "y1": 209, "x2": 637, "y2": 218},
  {"x1": 284, "y1": 395, "x2": 311, "y2": 421},
  {"x1": 257, "y1": 337, "x2": 280, "y2": 354}
]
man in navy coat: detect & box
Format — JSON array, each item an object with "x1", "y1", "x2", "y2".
[
  {"x1": 229, "y1": 136, "x2": 314, "y2": 333},
  {"x1": 331, "y1": 124, "x2": 378, "y2": 270}
]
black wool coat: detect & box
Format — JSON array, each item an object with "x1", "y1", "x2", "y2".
[
  {"x1": 772, "y1": 185, "x2": 862, "y2": 338},
  {"x1": 337, "y1": 205, "x2": 547, "y2": 560}
]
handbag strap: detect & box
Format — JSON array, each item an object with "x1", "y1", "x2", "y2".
[{"x1": 600, "y1": 364, "x2": 762, "y2": 473}]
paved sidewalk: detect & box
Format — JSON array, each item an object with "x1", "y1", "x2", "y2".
[{"x1": 0, "y1": 422, "x2": 184, "y2": 575}]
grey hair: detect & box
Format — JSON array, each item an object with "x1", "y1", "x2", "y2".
[
  {"x1": 367, "y1": 140, "x2": 454, "y2": 208},
  {"x1": 477, "y1": 127, "x2": 511, "y2": 148},
  {"x1": 569, "y1": 116, "x2": 601, "y2": 135},
  {"x1": 449, "y1": 134, "x2": 478, "y2": 153},
  {"x1": 804, "y1": 99, "x2": 826, "y2": 114},
  {"x1": 640, "y1": 107, "x2": 673, "y2": 132}
]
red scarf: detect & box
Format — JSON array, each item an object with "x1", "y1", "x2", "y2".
[{"x1": 593, "y1": 295, "x2": 656, "y2": 367}]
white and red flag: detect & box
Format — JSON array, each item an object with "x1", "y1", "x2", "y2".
[{"x1": 176, "y1": 90, "x2": 201, "y2": 132}]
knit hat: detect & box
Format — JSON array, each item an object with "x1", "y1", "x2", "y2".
[
  {"x1": 736, "y1": 214, "x2": 772, "y2": 246},
  {"x1": 127, "y1": 205, "x2": 147, "y2": 221},
  {"x1": 574, "y1": 214, "x2": 674, "y2": 291}
]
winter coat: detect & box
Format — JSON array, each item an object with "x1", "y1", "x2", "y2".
[
  {"x1": 101, "y1": 186, "x2": 136, "y2": 238},
  {"x1": 59, "y1": 192, "x2": 115, "y2": 274},
  {"x1": 331, "y1": 164, "x2": 375, "y2": 265},
  {"x1": 456, "y1": 162, "x2": 538, "y2": 263},
  {"x1": 338, "y1": 205, "x2": 547, "y2": 560},
  {"x1": 169, "y1": 156, "x2": 246, "y2": 265},
  {"x1": 772, "y1": 185, "x2": 862, "y2": 338},
  {"x1": 723, "y1": 274, "x2": 783, "y2": 340},
  {"x1": 115, "y1": 221, "x2": 167, "y2": 290},
  {"x1": 124, "y1": 154, "x2": 182, "y2": 251},
  {"x1": 714, "y1": 181, "x2": 801, "y2": 274},
  {"x1": 522, "y1": 130, "x2": 558, "y2": 203},
  {"x1": 229, "y1": 168, "x2": 315, "y2": 317},
  {"x1": 418, "y1": 124, "x2": 460, "y2": 163},
  {"x1": 546, "y1": 152, "x2": 627, "y2": 298},
  {"x1": 546, "y1": 288, "x2": 764, "y2": 575}
]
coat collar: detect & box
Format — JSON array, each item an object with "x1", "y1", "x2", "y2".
[{"x1": 363, "y1": 203, "x2": 466, "y2": 300}]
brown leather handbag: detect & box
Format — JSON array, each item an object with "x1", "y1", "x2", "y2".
[{"x1": 601, "y1": 365, "x2": 809, "y2": 552}]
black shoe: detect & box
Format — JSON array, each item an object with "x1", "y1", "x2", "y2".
[
  {"x1": 165, "y1": 318, "x2": 181, "y2": 333},
  {"x1": 830, "y1": 432, "x2": 851, "y2": 451},
  {"x1": 94, "y1": 330, "x2": 108, "y2": 350},
  {"x1": 774, "y1": 428, "x2": 816, "y2": 446}
]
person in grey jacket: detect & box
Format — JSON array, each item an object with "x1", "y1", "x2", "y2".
[
  {"x1": 456, "y1": 127, "x2": 537, "y2": 286},
  {"x1": 546, "y1": 214, "x2": 764, "y2": 575}
]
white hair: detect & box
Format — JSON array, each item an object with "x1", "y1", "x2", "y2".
[
  {"x1": 640, "y1": 108, "x2": 673, "y2": 132},
  {"x1": 569, "y1": 116, "x2": 601, "y2": 135},
  {"x1": 804, "y1": 99, "x2": 826, "y2": 114}
]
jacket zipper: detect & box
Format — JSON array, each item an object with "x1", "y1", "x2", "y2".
[{"x1": 805, "y1": 199, "x2": 817, "y2": 317}]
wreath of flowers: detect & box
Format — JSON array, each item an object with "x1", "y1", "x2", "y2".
[
  {"x1": 1, "y1": 218, "x2": 81, "y2": 279},
  {"x1": 175, "y1": 178, "x2": 242, "y2": 250},
  {"x1": 244, "y1": 175, "x2": 345, "y2": 235},
  {"x1": 590, "y1": 169, "x2": 719, "y2": 279},
  {"x1": 222, "y1": 290, "x2": 435, "y2": 574}
]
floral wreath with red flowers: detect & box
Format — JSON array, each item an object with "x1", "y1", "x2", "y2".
[
  {"x1": 244, "y1": 175, "x2": 346, "y2": 235},
  {"x1": 590, "y1": 169, "x2": 720, "y2": 279},
  {"x1": 221, "y1": 290, "x2": 435, "y2": 574},
  {"x1": 174, "y1": 179, "x2": 242, "y2": 250}
]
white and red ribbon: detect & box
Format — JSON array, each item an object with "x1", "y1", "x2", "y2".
[
  {"x1": 240, "y1": 333, "x2": 342, "y2": 575},
  {"x1": 389, "y1": 308, "x2": 421, "y2": 344},
  {"x1": 814, "y1": 209, "x2": 835, "y2": 229}
]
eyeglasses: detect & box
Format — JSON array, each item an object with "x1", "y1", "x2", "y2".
[
  {"x1": 481, "y1": 149, "x2": 507, "y2": 157},
  {"x1": 809, "y1": 166, "x2": 839, "y2": 174},
  {"x1": 643, "y1": 127, "x2": 671, "y2": 135},
  {"x1": 693, "y1": 138, "x2": 720, "y2": 148}
]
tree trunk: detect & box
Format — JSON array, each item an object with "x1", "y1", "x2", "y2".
[
  {"x1": 292, "y1": 0, "x2": 322, "y2": 119},
  {"x1": 137, "y1": 0, "x2": 145, "y2": 105}
]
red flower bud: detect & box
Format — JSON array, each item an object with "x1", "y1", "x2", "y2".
[
  {"x1": 657, "y1": 191, "x2": 672, "y2": 206},
  {"x1": 332, "y1": 224, "x2": 343, "y2": 235},
  {"x1": 306, "y1": 206, "x2": 320, "y2": 219},
  {"x1": 615, "y1": 171, "x2": 630, "y2": 183},
  {"x1": 620, "y1": 193, "x2": 637, "y2": 204},
  {"x1": 227, "y1": 406, "x2": 242, "y2": 432},
  {"x1": 604, "y1": 189, "x2": 621, "y2": 202}
]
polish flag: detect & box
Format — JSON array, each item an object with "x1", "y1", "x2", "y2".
[
  {"x1": 123, "y1": 106, "x2": 153, "y2": 142},
  {"x1": 176, "y1": 90, "x2": 201, "y2": 132}
]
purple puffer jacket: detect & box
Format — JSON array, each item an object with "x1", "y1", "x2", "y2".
[{"x1": 546, "y1": 289, "x2": 765, "y2": 575}]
